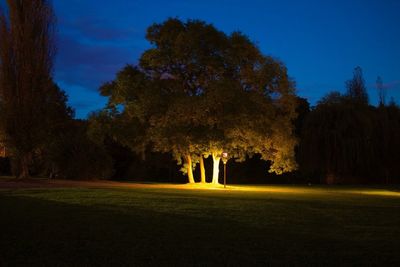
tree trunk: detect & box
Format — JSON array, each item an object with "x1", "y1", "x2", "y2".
[
  {"x1": 212, "y1": 153, "x2": 221, "y2": 184},
  {"x1": 17, "y1": 153, "x2": 31, "y2": 179},
  {"x1": 186, "y1": 155, "x2": 195, "y2": 184},
  {"x1": 199, "y1": 156, "x2": 206, "y2": 183}
]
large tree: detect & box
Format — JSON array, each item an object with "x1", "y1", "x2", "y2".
[
  {"x1": 98, "y1": 18, "x2": 298, "y2": 183},
  {"x1": 0, "y1": 0, "x2": 61, "y2": 178}
]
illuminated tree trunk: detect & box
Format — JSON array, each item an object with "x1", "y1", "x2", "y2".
[
  {"x1": 199, "y1": 156, "x2": 206, "y2": 183},
  {"x1": 186, "y1": 155, "x2": 195, "y2": 184},
  {"x1": 212, "y1": 153, "x2": 221, "y2": 184}
]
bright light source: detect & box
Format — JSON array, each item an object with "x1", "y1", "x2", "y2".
[
  {"x1": 221, "y1": 152, "x2": 228, "y2": 188},
  {"x1": 221, "y1": 152, "x2": 228, "y2": 164}
]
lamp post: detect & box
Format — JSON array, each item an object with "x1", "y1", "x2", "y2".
[{"x1": 221, "y1": 152, "x2": 228, "y2": 188}]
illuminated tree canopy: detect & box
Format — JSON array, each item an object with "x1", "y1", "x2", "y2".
[{"x1": 95, "y1": 18, "x2": 298, "y2": 183}]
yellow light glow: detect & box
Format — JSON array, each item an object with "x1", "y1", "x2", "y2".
[
  {"x1": 38, "y1": 180, "x2": 400, "y2": 198},
  {"x1": 346, "y1": 190, "x2": 400, "y2": 197}
]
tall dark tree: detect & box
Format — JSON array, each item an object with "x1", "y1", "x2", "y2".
[
  {"x1": 0, "y1": 0, "x2": 59, "y2": 178},
  {"x1": 346, "y1": 66, "x2": 369, "y2": 105},
  {"x1": 376, "y1": 76, "x2": 386, "y2": 106}
]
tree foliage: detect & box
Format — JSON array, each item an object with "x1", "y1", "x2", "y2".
[
  {"x1": 299, "y1": 75, "x2": 400, "y2": 184},
  {"x1": 346, "y1": 66, "x2": 369, "y2": 105},
  {"x1": 300, "y1": 93, "x2": 374, "y2": 182},
  {"x1": 45, "y1": 120, "x2": 113, "y2": 180},
  {"x1": 98, "y1": 18, "x2": 298, "y2": 183},
  {"x1": 0, "y1": 0, "x2": 67, "y2": 178}
]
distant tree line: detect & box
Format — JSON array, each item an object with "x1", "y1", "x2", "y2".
[
  {"x1": 0, "y1": 1, "x2": 399, "y2": 184},
  {"x1": 298, "y1": 67, "x2": 400, "y2": 184}
]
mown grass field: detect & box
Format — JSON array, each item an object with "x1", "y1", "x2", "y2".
[{"x1": 0, "y1": 182, "x2": 399, "y2": 266}]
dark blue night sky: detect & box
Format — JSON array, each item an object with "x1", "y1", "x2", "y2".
[{"x1": 41, "y1": 0, "x2": 400, "y2": 117}]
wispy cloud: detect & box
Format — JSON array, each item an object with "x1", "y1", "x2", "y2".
[
  {"x1": 50, "y1": 0, "x2": 400, "y2": 117},
  {"x1": 55, "y1": 35, "x2": 138, "y2": 88},
  {"x1": 53, "y1": 0, "x2": 148, "y2": 118},
  {"x1": 382, "y1": 80, "x2": 400, "y2": 90},
  {"x1": 369, "y1": 80, "x2": 400, "y2": 90}
]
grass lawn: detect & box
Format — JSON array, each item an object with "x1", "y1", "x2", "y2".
[{"x1": 0, "y1": 181, "x2": 399, "y2": 266}]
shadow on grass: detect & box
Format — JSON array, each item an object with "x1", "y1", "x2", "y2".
[{"x1": 0, "y1": 191, "x2": 399, "y2": 266}]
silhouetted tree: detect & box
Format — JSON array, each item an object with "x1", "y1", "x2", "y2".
[
  {"x1": 37, "y1": 84, "x2": 75, "y2": 177},
  {"x1": 0, "y1": 0, "x2": 59, "y2": 178},
  {"x1": 318, "y1": 91, "x2": 347, "y2": 105},
  {"x1": 346, "y1": 66, "x2": 368, "y2": 105},
  {"x1": 376, "y1": 76, "x2": 386, "y2": 106},
  {"x1": 46, "y1": 120, "x2": 113, "y2": 180},
  {"x1": 294, "y1": 97, "x2": 310, "y2": 137},
  {"x1": 299, "y1": 91, "x2": 376, "y2": 183}
]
